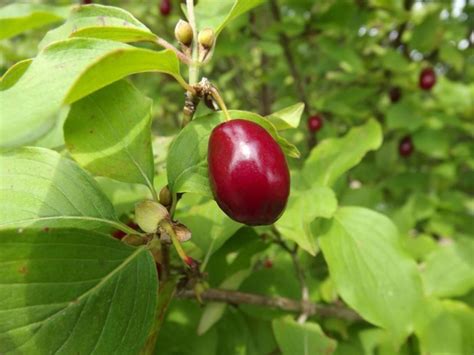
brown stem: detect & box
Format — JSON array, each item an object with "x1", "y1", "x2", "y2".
[
  {"x1": 176, "y1": 288, "x2": 361, "y2": 322},
  {"x1": 160, "y1": 242, "x2": 170, "y2": 281},
  {"x1": 269, "y1": 0, "x2": 310, "y2": 115}
]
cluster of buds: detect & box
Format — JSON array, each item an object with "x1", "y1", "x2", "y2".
[{"x1": 174, "y1": 19, "x2": 215, "y2": 62}]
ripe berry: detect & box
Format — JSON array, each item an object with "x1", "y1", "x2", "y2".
[
  {"x1": 160, "y1": 0, "x2": 171, "y2": 16},
  {"x1": 398, "y1": 135, "x2": 414, "y2": 157},
  {"x1": 263, "y1": 259, "x2": 273, "y2": 269},
  {"x1": 208, "y1": 119, "x2": 290, "y2": 225},
  {"x1": 389, "y1": 87, "x2": 402, "y2": 103},
  {"x1": 112, "y1": 222, "x2": 139, "y2": 240},
  {"x1": 81, "y1": 0, "x2": 92, "y2": 4},
  {"x1": 419, "y1": 68, "x2": 436, "y2": 91},
  {"x1": 307, "y1": 115, "x2": 324, "y2": 133}
]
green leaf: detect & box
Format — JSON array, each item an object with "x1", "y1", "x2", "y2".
[
  {"x1": 386, "y1": 99, "x2": 424, "y2": 131},
  {"x1": 0, "y1": 147, "x2": 120, "y2": 231},
  {"x1": 409, "y1": 11, "x2": 443, "y2": 54},
  {"x1": 64, "y1": 80, "x2": 155, "y2": 189},
  {"x1": 416, "y1": 299, "x2": 474, "y2": 355},
  {"x1": 275, "y1": 184, "x2": 338, "y2": 255},
  {"x1": 0, "y1": 58, "x2": 32, "y2": 91},
  {"x1": 303, "y1": 120, "x2": 382, "y2": 187},
  {"x1": 266, "y1": 102, "x2": 305, "y2": 130},
  {"x1": 176, "y1": 195, "x2": 241, "y2": 256},
  {"x1": 0, "y1": 37, "x2": 184, "y2": 148},
  {"x1": 192, "y1": 0, "x2": 265, "y2": 35},
  {"x1": 167, "y1": 110, "x2": 299, "y2": 196},
  {"x1": 40, "y1": 4, "x2": 156, "y2": 50},
  {"x1": 273, "y1": 317, "x2": 337, "y2": 355},
  {"x1": 318, "y1": 207, "x2": 423, "y2": 342},
  {"x1": 413, "y1": 128, "x2": 450, "y2": 159},
  {"x1": 421, "y1": 238, "x2": 474, "y2": 298},
  {"x1": 0, "y1": 228, "x2": 157, "y2": 354},
  {"x1": 0, "y1": 3, "x2": 69, "y2": 40},
  {"x1": 198, "y1": 270, "x2": 250, "y2": 335}
]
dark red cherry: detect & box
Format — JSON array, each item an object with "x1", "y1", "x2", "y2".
[
  {"x1": 208, "y1": 119, "x2": 290, "y2": 225},
  {"x1": 307, "y1": 115, "x2": 324, "y2": 133},
  {"x1": 398, "y1": 135, "x2": 414, "y2": 157},
  {"x1": 419, "y1": 68, "x2": 436, "y2": 91},
  {"x1": 160, "y1": 0, "x2": 171, "y2": 16},
  {"x1": 389, "y1": 87, "x2": 402, "y2": 103},
  {"x1": 81, "y1": 0, "x2": 93, "y2": 3},
  {"x1": 112, "y1": 221, "x2": 139, "y2": 240}
]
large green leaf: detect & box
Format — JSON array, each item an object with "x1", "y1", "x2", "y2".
[
  {"x1": 318, "y1": 207, "x2": 423, "y2": 342},
  {"x1": 302, "y1": 120, "x2": 382, "y2": 187},
  {"x1": 0, "y1": 147, "x2": 120, "y2": 231},
  {"x1": 0, "y1": 3, "x2": 69, "y2": 40},
  {"x1": 415, "y1": 299, "x2": 474, "y2": 355},
  {"x1": 0, "y1": 38, "x2": 184, "y2": 148},
  {"x1": 167, "y1": 110, "x2": 299, "y2": 196},
  {"x1": 64, "y1": 80, "x2": 155, "y2": 189},
  {"x1": 275, "y1": 184, "x2": 337, "y2": 255},
  {"x1": 0, "y1": 228, "x2": 157, "y2": 354},
  {"x1": 191, "y1": 0, "x2": 265, "y2": 35},
  {"x1": 40, "y1": 4, "x2": 156, "y2": 49},
  {"x1": 421, "y1": 237, "x2": 474, "y2": 298},
  {"x1": 273, "y1": 317, "x2": 337, "y2": 355}
]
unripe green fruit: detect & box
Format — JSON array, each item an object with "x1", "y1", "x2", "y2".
[
  {"x1": 198, "y1": 28, "x2": 215, "y2": 49},
  {"x1": 135, "y1": 200, "x2": 169, "y2": 233},
  {"x1": 175, "y1": 20, "x2": 193, "y2": 46}
]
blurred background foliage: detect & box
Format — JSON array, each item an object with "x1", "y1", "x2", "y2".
[{"x1": 0, "y1": 0, "x2": 473, "y2": 354}]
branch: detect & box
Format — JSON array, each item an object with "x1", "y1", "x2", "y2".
[
  {"x1": 176, "y1": 288, "x2": 361, "y2": 322},
  {"x1": 269, "y1": 0, "x2": 310, "y2": 115}
]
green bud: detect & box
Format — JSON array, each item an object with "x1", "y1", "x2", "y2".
[
  {"x1": 159, "y1": 185, "x2": 172, "y2": 206},
  {"x1": 135, "y1": 200, "x2": 169, "y2": 233},
  {"x1": 198, "y1": 28, "x2": 215, "y2": 49},
  {"x1": 174, "y1": 19, "x2": 193, "y2": 46}
]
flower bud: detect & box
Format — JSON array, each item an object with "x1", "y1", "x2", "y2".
[
  {"x1": 135, "y1": 200, "x2": 169, "y2": 233},
  {"x1": 122, "y1": 234, "x2": 147, "y2": 246},
  {"x1": 198, "y1": 28, "x2": 215, "y2": 49},
  {"x1": 159, "y1": 185, "x2": 172, "y2": 206},
  {"x1": 174, "y1": 19, "x2": 193, "y2": 46}
]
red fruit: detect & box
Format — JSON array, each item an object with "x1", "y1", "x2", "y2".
[
  {"x1": 399, "y1": 135, "x2": 414, "y2": 157},
  {"x1": 263, "y1": 259, "x2": 273, "y2": 269},
  {"x1": 419, "y1": 68, "x2": 436, "y2": 91},
  {"x1": 112, "y1": 221, "x2": 139, "y2": 240},
  {"x1": 389, "y1": 87, "x2": 402, "y2": 103},
  {"x1": 81, "y1": 0, "x2": 93, "y2": 4},
  {"x1": 307, "y1": 115, "x2": 324, "y2": 133},
  {"x1": 160, "y1": 0, "x2": 171, "y2": 16},
  {"x1": 208, "y1": 119, "x2": 290, "y2": 225}
]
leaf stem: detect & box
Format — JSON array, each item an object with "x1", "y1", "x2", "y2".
[
  {"x1": 210, "y1": 87, "x2": 231, "y2": 121},
  {"x1": 154, "y1": 36, "x2": 192, "y2": 65},
  {"x1": 160, "y1": 220, "x2": 192, "y2": 268}
]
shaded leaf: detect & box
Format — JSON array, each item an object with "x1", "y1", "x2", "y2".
[
  {"x1": 65, "y1": 80, "x2": 155, "y2": 188},
  {"x1": 0, "y1": 228, "x2": 157, "y2": 354},
  {"x1": 0, "y1": 147, "x2": 119, "y2": 231}
]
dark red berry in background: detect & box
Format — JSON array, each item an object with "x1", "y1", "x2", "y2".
[
  {"x1": 263, "y1": 259, "x2": 273, "y2": 269},
  {"x1": 81, "y1": 0, "x2": 93, "y2": 4},
  {"x1": 112, "y1": 221, "x2": 139, "y2": 240},
  {"x1": 160, "y1": 0, "x2": 171, "y2": 16},
  {"x1": 208, "y1": 119, "x2": 290, "y2": 226},
  {"x1": 399, "y1": 135, "x2": 414, "y2": 157},
  {"x1": 389, "y1": 87, "x2": 402, "y2": 103},
  {"x1": 307, "y1": 115, "x2": 324, "y2": 133},
  {"x1": 419, "y1": 68, "x2": 436, "y2": 91}
]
